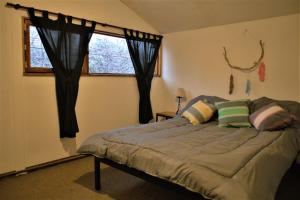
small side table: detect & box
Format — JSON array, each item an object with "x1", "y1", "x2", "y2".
[{"x1": 156, "y1": 111, "x2": 176, "y2": 122}]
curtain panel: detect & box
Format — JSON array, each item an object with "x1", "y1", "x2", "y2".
[
  {"x1": 124, "y1": 29, "x2": 162, "y2": 124},
  {"x1": 28, "y1": 8, "x2": 95, "y2": 138}
]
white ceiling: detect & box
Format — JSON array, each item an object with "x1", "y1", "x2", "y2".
[{"x1": 121, "y1": 0, "x2": 299, "y2": 34}]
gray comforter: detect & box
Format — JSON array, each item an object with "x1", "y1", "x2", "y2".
[{"x1": 78, "y1": 118, "x2": 300, "y2": 200}]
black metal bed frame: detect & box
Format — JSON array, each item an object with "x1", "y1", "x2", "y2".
[{"x1": 93, "y1": 156, "x2": 206, "y2": 199}]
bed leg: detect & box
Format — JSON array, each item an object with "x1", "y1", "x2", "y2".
[{"x1": 94, "y1": 157, "x2": 101, "y2": 191}]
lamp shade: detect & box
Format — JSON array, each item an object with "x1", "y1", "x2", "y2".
[{"x1": 176, "y1": 88, "x2": 185, "y2": 98}]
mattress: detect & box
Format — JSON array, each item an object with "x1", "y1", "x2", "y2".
[{"x1": 78, "y1": 117, "x2": 300, "y2": 200}]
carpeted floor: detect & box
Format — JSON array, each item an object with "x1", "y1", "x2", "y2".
[{"x1": 0, "y1": 156, "x2": 299, "y2": 200}]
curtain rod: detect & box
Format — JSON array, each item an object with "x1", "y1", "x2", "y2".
[{"x1": 5, "y1": 2, "x2": 163, "y2": 38}]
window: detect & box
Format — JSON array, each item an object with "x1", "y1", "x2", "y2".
[
  {"x1": 29, "y1": 25, "x2": 52, "y2": 69},
  {"x1": 89, "y1": 32, "x2": 135, "y2": 74},
  {"x1": 23, "y1": 18, "x2": 161, "y2": 76}
]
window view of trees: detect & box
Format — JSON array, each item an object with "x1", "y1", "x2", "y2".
[
  {"x1": 89, "y1": 33, "x2": 134, "y2": 74},
  {"x1": 30, "y1": 26, "x2": 52, "y2": 68},
  {"x1": 29, "y1": 26, "x2": 135, "y2": 74}
]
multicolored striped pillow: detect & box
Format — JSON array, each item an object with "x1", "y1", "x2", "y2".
[
  {"x1": 182, "y1": 100, "x2": 215, "y2": 125},
  {"x1": 249, "y1": 103, "x2": 293, "y2": 131},
  {"x1": 215, "y1": 99, "x2": 251, "y2": 127}
]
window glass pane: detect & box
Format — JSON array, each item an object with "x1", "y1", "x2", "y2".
[
  {"x1": 29, "y1": 26, "x2": 52, "y2": 68},
  {"x1": 89, "y1": 33, "x2": 134, "y2": 74}
]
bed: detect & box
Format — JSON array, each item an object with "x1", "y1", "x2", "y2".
[{"x1": 78, "y1": 96, "x2": 300, "y2": 200}]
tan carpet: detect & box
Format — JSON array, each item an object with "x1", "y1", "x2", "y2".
[
  {"x1": 0, "y1": 157, "x2": 200, "y2": 200},
  {"x1": 0, "y1": 156, "x2": 299, "y2": 200}
]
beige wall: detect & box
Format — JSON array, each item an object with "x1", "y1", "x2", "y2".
[
  {"x1": 299, "y1": 11, "x2": 300, "y2": 102},
  {"x1": 299, "y1": 4, "x2": 300, "y2": 102},
  {"x1": 162, "y1": 14, "x2": 300, "y2": 110},
  {"x1": 0, "y1": 0, "x2": 169, "y2": 174}
]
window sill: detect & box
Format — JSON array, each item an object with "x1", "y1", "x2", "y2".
[{"x1": 23, "y1": 72, "x2": 161, "y2": 77}]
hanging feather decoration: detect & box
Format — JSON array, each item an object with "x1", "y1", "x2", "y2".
[
  {"x1": 223, "y1": 40, "x2": 265, "y2": 95},
  {"x1": 258, "y1": 62, "x2": 265, "y2": 82},
  {"x1": 245, "y1": 79, "x2": 251, "y2": 96},
  {"x1": 229, "y1": 74, "x2": 234, "y2": 95}
]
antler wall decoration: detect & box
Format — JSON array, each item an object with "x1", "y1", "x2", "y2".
[{"x1": 223, "y1": 40, "x2": 265, "y2": 95}]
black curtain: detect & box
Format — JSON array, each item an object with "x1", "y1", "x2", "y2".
[
  {"x1": 124, "y1": 29, "x2": 162, "y2": 124},
  {"x1": 28, "y1": 8, "x2": 95, "y2": 138}
]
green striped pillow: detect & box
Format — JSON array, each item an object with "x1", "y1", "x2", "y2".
[{"x1": 215, "y1": 99, "x2": 251, "y2": 127}]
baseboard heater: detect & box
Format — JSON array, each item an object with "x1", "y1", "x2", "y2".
[{"x1": 0, "y1": 154, "x2": 88, "y2": 179}]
